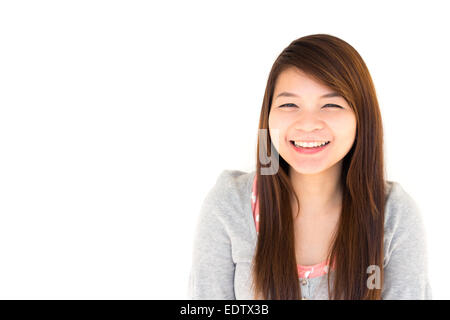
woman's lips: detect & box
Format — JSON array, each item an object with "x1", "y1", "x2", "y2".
[{"x1": 289, "y1": 140, "x2": 331, "y2": 154}]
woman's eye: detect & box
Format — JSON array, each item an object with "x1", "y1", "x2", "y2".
[
  {"x1": 324, "y1": 104, "x2": 343, "y2": 108},
  {"x1": 279, "y1": 103, "x2": 297, "y2": 108}
]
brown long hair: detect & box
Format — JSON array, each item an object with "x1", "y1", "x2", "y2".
[{"x1": 250, "y1": 34, "x2": 386, "y2": 300}]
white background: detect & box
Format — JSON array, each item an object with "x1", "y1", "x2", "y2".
[{"x1": 0, "y1": 0, "x2": 448, "y2": 299}]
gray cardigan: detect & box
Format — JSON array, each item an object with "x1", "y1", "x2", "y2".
[{"x1": 188, "y1": 170, "x2": 432, "y2": 299}]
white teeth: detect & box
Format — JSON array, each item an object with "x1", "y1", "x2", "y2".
[{"x1": 293, "y1": 141, "x2": 329, "y2": 148}]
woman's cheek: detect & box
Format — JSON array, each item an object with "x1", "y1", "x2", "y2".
[
  {"x1": 331, "y1": 116, "x2": 357, "y2": 147},
  {"x1": 268, "y1": 116, "x2": 287, "y2": 154}
]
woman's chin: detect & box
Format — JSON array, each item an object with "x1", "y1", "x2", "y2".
[{"x1": 288, "y1": 161, "x2": 332, "y2": 176}]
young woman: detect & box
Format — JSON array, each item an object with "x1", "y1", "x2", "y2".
[{"x1": 188, "y1": 34, "x2": 431, "y2": 300}]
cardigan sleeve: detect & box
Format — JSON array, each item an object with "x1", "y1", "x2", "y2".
[
  {"x1": 187, "y1": 171, "x2": 236, "y2": 299},
  {"x1": 381, "y1": 183, "x2": 432, "y2": 299}
]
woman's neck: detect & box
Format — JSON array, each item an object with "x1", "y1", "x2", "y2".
[{"x1": 289, "y1": 162, "x2": 343, "y2": 220}]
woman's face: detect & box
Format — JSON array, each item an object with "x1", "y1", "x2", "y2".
[{"x1": 268, "y1": 67, "x2": 357, "y2": 175}]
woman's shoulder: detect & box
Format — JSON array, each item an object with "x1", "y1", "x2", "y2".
[
  {"x1": 211, "y1": 169, "x2": 256, "y2": 198},
  {"x1": 201, "y1": 169, "x2": 256, "y2": 218},
  {"x1": 218, "y1": 169, "x2": 256, "y2": 184},
  {"x1": 384, "y1": 180, "x2": 423, "y2": 225},
  {"x1": 383, "y1": 180, "x2": 427, "y2": 265},
  {"x1": 198, "y1": 170, "x2": 255, "y2": 238}
]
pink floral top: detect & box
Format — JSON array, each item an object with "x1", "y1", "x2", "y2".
[{"x1": 251, "y1": 175, "x2": 334, "y2": 279}]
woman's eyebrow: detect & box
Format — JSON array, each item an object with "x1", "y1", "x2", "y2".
[{"x1": 275, "y1": 91, "x2": 341, "y2": 99}]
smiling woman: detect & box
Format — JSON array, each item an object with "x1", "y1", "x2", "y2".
[
  {"x1": 188, "y1": 34, "x2": 431, "y2": 300},
  {"x1": 269, "y1": 67, "x2": 357, "y2": 176}
]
